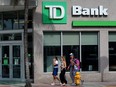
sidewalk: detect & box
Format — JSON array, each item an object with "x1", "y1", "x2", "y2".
[{"x1": 0, "y1": 82, "x2": 115, "y2": 87}]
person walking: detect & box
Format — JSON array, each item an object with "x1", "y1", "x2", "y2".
[
  {"x1": 67, "y1": 53, "x2": 80, "y2": 86},
  {"x1": 51, "y1": 57, "x2": 60, "y2": 85},
  {"x1": 60, "y1": 56, "x2": 67, "y2": 86}
]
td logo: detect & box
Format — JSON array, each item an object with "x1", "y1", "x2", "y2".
[{"x1": 42, "y1": 2, "x2": 67, "y2": 24}]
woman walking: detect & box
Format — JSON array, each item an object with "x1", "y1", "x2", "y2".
[
  {"x1": 51, "y1": 57, "x2": 60, "y2": 85},
  {"x1": 60, "y1": 56, "x2": 67, "y2": 86}
]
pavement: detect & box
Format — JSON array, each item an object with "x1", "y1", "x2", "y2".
[{"x1": 0, "y1": 82, "x2": 116, "y2": 87}]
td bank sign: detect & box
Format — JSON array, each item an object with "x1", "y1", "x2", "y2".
[
  {"x1": 42, "y1": 2, "x2": 116, "y2": 26},
  {"x1": 42, "y1": 2, "x2": 67, "y2": 24}
]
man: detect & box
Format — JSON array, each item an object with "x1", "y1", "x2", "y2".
[{"x1": 67, "y1": 53, "x2": 80, "y2": 85}]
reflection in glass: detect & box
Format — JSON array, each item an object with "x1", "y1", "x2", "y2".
[
  {"x1": 63, "y1": 46, "x2": 80, "y2": 70},
  {"x1": 109, "y1": 42, "x2": 116, "y2": 71},
  {"x1": 44, "y1": 32, "x2": 61, "y2": 72},
  {"x1": 0, "y1": 10, "x2": 32, "y2": 30},
  {"x1": 13, "y1": 45, "x2": 21, "y2": 78},
  {"x1": 109, "y1": 32, "x2": 116, "y2": 71},
  {"x1": 82, "y1": 45, "x2": 98, "y2": 71},
  {"x1": 13, "y1": 12, "x2": 18, "y2": 29},
  {"x1": 63, "y1": 32, "x2": 80, "y2": 69},
  {"x1": 2, "y1": 46, "x2": 9, "y2": 78},
  {"x1": 44, "y1": 46, "x2": 61, "y2": 72},
  {"x1": 2, "y1": 66, "x2": 9, "y2": 78},
  {"x1": 1, "y1": 33, "x2": 22, "y2": 41},
  {"x1": 3, "y1": 12, "x2": 18, "y2": 30},
  {"x1": 43, "y1": 32, "x2": 98, "y2": 72}
]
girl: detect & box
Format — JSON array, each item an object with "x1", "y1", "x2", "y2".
[
  {"x1": 51, "y1": 57, "x2": 60, "y2": 85},
  {"x1": 60, "y1": 56, "x2": 67, "y2": 86}
]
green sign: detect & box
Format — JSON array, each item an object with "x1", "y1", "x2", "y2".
[
  {"x1": 42, "y1": 1, "x2": 67, "y2": 24},
  {"x1": 72, "y1": 21, "x2": 116, "y2": 27},
  {"x1": 3, "y1": 59, "x2": 8, "y2": 65}
]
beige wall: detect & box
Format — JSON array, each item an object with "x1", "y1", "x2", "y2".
[{"x1": 33, "y1": 0, "x2": 116, "y2": 83}]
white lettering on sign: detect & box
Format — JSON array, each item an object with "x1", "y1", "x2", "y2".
[
  {"x1": 72, "y1": 5, "x2": 108, "y2": 16},
  {"x1": 45, "y1": 5, "x2": 65, "y2": 19}
]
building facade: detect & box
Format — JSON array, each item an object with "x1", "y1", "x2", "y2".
[
  {"x1": 0, "y1": 0, "x2": 36, "y2": 82},
  {"x1": 33, "y1": 0, "x2": 116, "y2": 83},
  {"x1": 0, "y1": 0, "x2": 116, "y2": 83}
]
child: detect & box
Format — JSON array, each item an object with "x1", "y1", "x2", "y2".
[{"x1": 51, "y1": 57, "x2": 60, "y2": 85}]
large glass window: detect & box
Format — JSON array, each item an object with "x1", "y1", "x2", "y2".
[
  {"x1": 43, "y1": 32, "x2": 98, "y2": 72},
  {"x1": 3, "y1": 12, "x2": 13, "y2": 30},
  {"x1": 0, "y1": 10, "x2": 32, "y2": 30},
  {"x1": 109, "y1": 32, "x2": 116, "y2": 71},
  {"x1": 81, "y1": 32, "x2": 98, "y2": 71},
  {"x1": 44, "y1": 32, "x2": 61, "y2": 72},
  {"x1": 3, "y1": 12, "x2": 18, "y2": 30},
  {"x1": 63, "y1": 32, "x2": 80, "y2": 68}
]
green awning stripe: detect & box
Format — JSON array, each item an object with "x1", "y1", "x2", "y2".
[{"x1": 72, "y1": 21, "x2": 116, "y2": 27}]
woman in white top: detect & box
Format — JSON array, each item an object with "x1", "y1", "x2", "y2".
[{"x1": 51, "y1": 57, "x2": 60, "y2": 85}]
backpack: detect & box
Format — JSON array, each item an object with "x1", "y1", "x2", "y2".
[{"x1": 73, "y1": 58, "x2": 80, "y2": 71}]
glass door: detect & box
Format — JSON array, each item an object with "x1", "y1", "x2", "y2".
[
  {"x1": 2, "y1": 46, "x2": 10, "y2": 78},
  {"x1": 12, "y1": 45, "x2": 21, "y2": 78},
  {"x1": 0, "y1": 44, "x2": 24, "y2": 80}
]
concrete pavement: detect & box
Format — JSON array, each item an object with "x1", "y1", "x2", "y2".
[{"x1": 0, "y1": 82, "x2": 116, "y2": 87}]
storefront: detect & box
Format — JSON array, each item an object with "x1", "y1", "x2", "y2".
[
  {"x1": 0, "y1": 0, "x2": 35, "y2": 82},
  {"x1": 33, "y1": 0, "x2": 116, "y2": 83},
  {"x1": 1, "y1": 0, "x2": 116, "y2": 83}
]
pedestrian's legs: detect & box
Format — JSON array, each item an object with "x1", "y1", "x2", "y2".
[
  {"x1": 60, "y1": 70, "x2": 63, "y2": 84},
  {"x1": 70, "y1": 68, "x2": 74, "y2": 83},
  {"x1": 56, "y1": 76, "x2": 60, "y2": 82},
  {"x1": 63, "y1": 69, "x2": 67, "y2": 84}
]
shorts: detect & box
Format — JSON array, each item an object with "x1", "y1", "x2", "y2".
[{"x1": 52, "y1": 68, "x2": 58, "y2": 76}]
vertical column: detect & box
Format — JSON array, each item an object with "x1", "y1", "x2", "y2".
[
  {"x1": 34, "y1": 30, "x2": 43, "y2": 83},
  {"x1": 33, "y1": 0, "x2": 43, "y2": 83},
  {"x1": 99, "y1": 30, "x2": 109, "y2": 81}
]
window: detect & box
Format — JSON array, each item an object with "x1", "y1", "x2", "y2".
[
  {"x1": 44, "y1": 32, "x2": 61, "y2": 72},
  {"x1": 0, "y1": 10, "x2": 32, "y2": 30},
  {"x1": 109, "y1": 32, "x2": 116, "y2": 71},
  {"x1": 0, "y1": 33, "x2": 22, "y2": 41},
  {"x1": 3, "y1": 12, "x2": 13, "y2": 30},
  {"x1": 81, "y1": 32, "x2": 98, "y2": 71},
  {"x1": 63, "y1": 32, "x2": 80, "y2": 68},
  {"x1": 43, "y1": 32, "x2": 99, "y2": 72}
]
